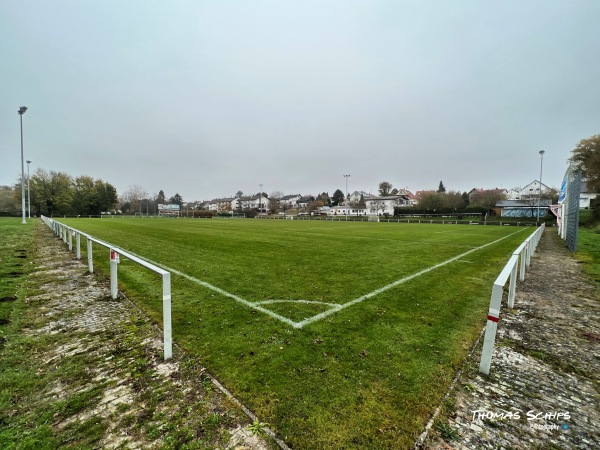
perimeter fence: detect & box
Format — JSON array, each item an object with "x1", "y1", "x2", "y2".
[
  {"x1": 479, "y1": 224, "x2": 545, "y2": 375},
  {"x1": 41, "y1": 216, "x2": 173, "y2": 360}
]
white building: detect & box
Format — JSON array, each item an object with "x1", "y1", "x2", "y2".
[
  {"x1": 365, "y1": 195, "x2": 410, "y2": 216},
  {"x1": 232, "y1": 194, "x2": 269, "y2": 212},
  {"x1": 279, "y1": 194, "x2": 302, "y2": 208},
  {"x1": 580, "y1": 182, "x2": 598, "y2": 209},
  {"x1": 328, "y1": 205, "x2": 367, "y2": 216},
  {"x1": 507, "y1": 181, "x2": 552, "y2": 200}
]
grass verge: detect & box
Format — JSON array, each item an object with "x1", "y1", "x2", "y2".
[{"x1": 0, "y1": 218, "x2": 276, "y2": 449}]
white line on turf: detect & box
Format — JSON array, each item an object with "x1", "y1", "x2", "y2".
[
  {"x1": 126, "y1": 228, "x2": 525, "y2": 329},
  {"x1": 129, "y1": 255, "x2": 301, "y2": 327},
  {"x1": 255, "y1": 299, "x2": 340, "y2": 307},
  {"x1": 293, "y1": 228, "x2": 526, "y2": 328}
]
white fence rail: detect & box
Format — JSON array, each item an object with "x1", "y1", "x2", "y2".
[
  {"x1": 41, "y1": 216, "x2": 173, "y2": 360},
  {"x1": 479, "y1": 224, "x2": 545, "y2": 375}
]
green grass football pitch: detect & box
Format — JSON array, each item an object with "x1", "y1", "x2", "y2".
[{"x1": 58, "y1": 217, "x2": 529, "y2": 448}]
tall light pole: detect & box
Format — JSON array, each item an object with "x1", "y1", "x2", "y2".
[
  {"x1": 259, "y1": 184, "x2": 263, "y2": 214},
  {"x1": 26, "y1": 160, "x2": 32, "y2": 218},
  {"x1": 343, "y1": 174, "x2": 350, "y2": 221},
  {"x1": 343, "y1": 174, "x2": 350, "y2": 203},
  {"x1": 537, "y1": 150, "x2": 545, "y2": 225},
  {"x1": 18, "y1": 106, "x2": 28, "y2": 224}
]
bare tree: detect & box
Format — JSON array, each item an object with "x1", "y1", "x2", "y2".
[
  {"x1": 269, "y1": 191, "x2": 284, "y2": 214},
  {"x1": 122, "y1": 184, "x2": 147, "y2": 214}
]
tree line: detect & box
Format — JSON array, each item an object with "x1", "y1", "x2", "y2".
[
  {"x1": 1, "y1": 132, "x2": 597, "y2": 217},
  {"x1": 2, "y1": 169, "x2": 118, "y2": 217}
]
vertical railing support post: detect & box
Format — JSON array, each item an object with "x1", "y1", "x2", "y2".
[
  {"x1": 110, "y1": 249, "x2": 118, "y2": 299},
  {"x1": 87, "y1": 238, "x2": 94, "y2": 273},
  {"x1": 479, "y1": 283, "x2": 503, "y2": 375},
  {"x1": 76, "y1": 232, "x2": 81, "y2": 259},
  {"x1": 519, "y1": 246, "x2": 527, "y2": 281},
  {"x1": 508, "y1": 260, "x2": 518, "y2": 308},
  {"x1": 162, "y1": 272, "x2": 172, "y2": 360}
]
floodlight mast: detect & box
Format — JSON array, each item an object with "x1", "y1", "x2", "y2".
[
  {"x1": 18, "y1": 106, "x2": 28, "y2": 224},
  {"x1": 26, "y1": 160, "x2": 32, "y2": 218},
  {"x1": 343, "y1": 174, "x2": 350, "y2": 221},
  {"x1": 537, "y1": 150, "x2": 545, "y2": 225}
]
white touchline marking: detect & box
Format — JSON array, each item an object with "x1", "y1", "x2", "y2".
[
  {"x1": 128, "y1": 254, "x2": 301, "y2": 328},
  {"x1": 125, "y1": 228, "x2": 525, "y2": 329},
  {"x1": 293, "y1": 228, "x2": 526, "y2": 328}
]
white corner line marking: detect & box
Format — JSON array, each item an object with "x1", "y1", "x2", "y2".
[
  {"x1": 294, "y1": 229, "x2": 526, "y2": 328},
  {"x1": 124, "y1": 228, "x2": 525, "y2": 330}
]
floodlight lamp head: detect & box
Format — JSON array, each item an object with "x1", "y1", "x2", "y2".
[
  {"x1": 18, "y1": 106, "x2": 28, "y2": 115},
  {"x1": 26, "y1": 160, "x2": 31, "y2": 164},
  {"x1": 539, "y1": 150, "x2": 545, "y2": 156}
]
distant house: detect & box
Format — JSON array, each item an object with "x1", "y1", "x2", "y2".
[
  {"x1": 296, "y1": 196, "x2": 315, "y2": 210},
  {"x1": 196, "y1": 201, "x2": 211, "y2": 210},
  {"x1": 579, "y1": 182, "x2": 598, "y2": 209},
  {"x1": 347, "y1": 191, "x2": 369, "y2": 204},
  {"x1": 415, "y1": 190, "x2": 436, "y2": 200},
  {"x1": 314, "y1": 206, "x2": 331, "y2": 215},
  {"x1": 365, "y1": 195, "x2": 410, "y2": 216},
  {"x1": 506, "y1": 188, "x2": 522, "y2": 201},
  {"x1": 516, "y1": 180, "x2": 552, "y2": 199},
  {"x1": 468, "y1": 188, "x2": 509, "y2": 201},
  {"x1": 329, "y1": 205, "x2": 367, "y2": 216},
  {"x1": 279, "y1": 194, "x2": 302, "y2": 208},
  {"x1": 396, "y1": 189, "x2": 418, "y2": 206},
  {"x1": 233, "y1": 194, "x2": 269, "y2": 212},
  {"x1": 207, "y1": 197, "x2": 236, "y2": 212}
]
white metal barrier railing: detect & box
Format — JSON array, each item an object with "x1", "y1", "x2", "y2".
[
  {"x1": 41, "y1": 216, "x2": 173, "y2": 360},
  {"x1": 479, "y1": 223, "x2": 545, "y2": 375}
]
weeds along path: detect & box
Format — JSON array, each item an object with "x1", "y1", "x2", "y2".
[
  {"x1": 0, "y1": 221, "x2": 275, "y2": 449},
  {"x1": 424, "y1": 230, "x2": 600, "y2": 449}
]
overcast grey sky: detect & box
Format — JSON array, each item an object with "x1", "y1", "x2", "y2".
[{"x1": 2, "y1": 0, "x2": 599, "y2": 201}]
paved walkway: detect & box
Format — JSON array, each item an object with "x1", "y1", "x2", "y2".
[{"x1": 425, "y1": 230, "x2": 600, "y2": 449}]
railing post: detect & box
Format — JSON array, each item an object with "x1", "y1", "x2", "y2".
[
  {"x1": 110, "y1": 249, "x2": 118, "y2": 299},
  {"x1": 479, "y1": 283, "x2": 503, "y2": 375},
  {"x1": 87, "y1": 238, "x2": 94, "y2": 273},
  {"x1": 508, "y1": 260, "x2": 518, "y2": 308},
  {"x1": 76, "y1": 232, "x2": 81, "y2": 259},
  {"x1": 519, "y1": 247, "x2": 527, "y2": 281},
  {"x1": 162, "y1": 272, "x2": 172, "y2": 360},
  {"x1": 68, "y1": 229, "x2": 73, "y2": 251}
]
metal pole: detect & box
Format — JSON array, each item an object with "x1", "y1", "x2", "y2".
[
  {"x1": 344, "y1": 174, "x2": 350, "y2": 221},
  {"x1": 537, "y1": 150, "x2": 545, "y2": 225},
  {"x1": 26, "y1": 160, "x2": 32, "y2": 218},
  {"x1": 162, "y1": 272, "x2": 172, "y2": 360},
  {"x1": 110, "y1": 250, "x2": 118, "y2": 299},
  {"x1": 18, "y1": 107, "x2": 28, "y2": 224}
]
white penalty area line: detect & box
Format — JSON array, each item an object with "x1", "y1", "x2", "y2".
[
  {"x1": 129, "y1": 228, "x2": 525, "y2": 329},
  {"x1": 293, "y1": 228, "x2": 527, "y2": 328},
  {"x1": 126, "y1": 255, "x2": 300, "y2": 328}
]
